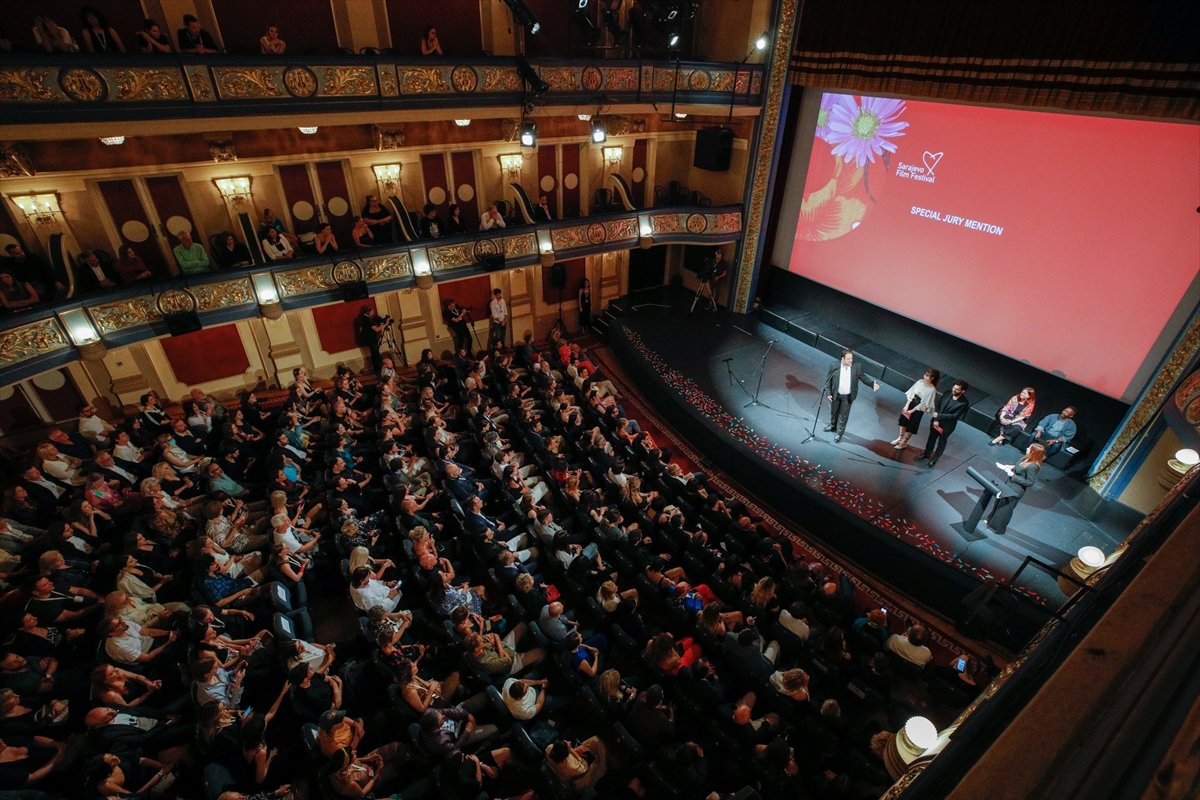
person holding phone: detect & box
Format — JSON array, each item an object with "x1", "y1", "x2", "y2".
[{"x1": 930, "y1": 655, "x2": 991, "y2": 699}]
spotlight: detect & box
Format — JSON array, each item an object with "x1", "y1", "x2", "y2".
[
  {"x1": 668, "y1": 32, "x2": 680, "y2": 47},
  {"x1": 578, "y1": 0, "x2": 589, "y2": 8},
  {"x1": 516, "y1": 57, "x2": 550, "y2": 97},
  {"x1": 298, "y1": 126, "x2": 318, "y2": 135},
  {"x1": 590, "y1": 118, "x2": 607, "y2": 144},
  {"x1": 668, "y1": 9, "x2": 678, "y2": 19},
  {"x1": 454, "y1": 119, "x2": 471, "y2": 127},
  {"x1": 674, "y1": 112, "x2": 687, "y2": 119},
  {"x1": 519, "y1": 121, "x2": 538, "y2": 148},
  {"x1": 578, "y1": 114, "x2": 592, "y2": 121},
  {"x1": 755, "y1": 34, "x2": 768, "y2": 51},
  {"x1": 502, "y1": 0, "x2": 542, "y2": 36}
]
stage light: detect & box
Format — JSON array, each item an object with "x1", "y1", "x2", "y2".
[
  {"x1": 519, "y1": 121, "x2": 538, "y2": 148},
  {"x1": 516, "y1": 57, "x2": 550, "y2": 96},
  {"x1": 668, "y1": 32, "x2": 680, "y2": 47},
  {"x1": 578, "y1": 0, "x2": 589, "y2": 8},
  {"x1": 668, "y1": 9, "x2": 678, "y2": 19},
  {"x1": 455, "y1": 119, "x2": 471, "y2": 127},
  {"x1": 578, "y1": 114, "x2": 592, "y2": 121},
  {"x1": 530, "y1": 21, "x2": 540, "y2": 34},
  {"x1": 674, "y1": 112, "x2": 687, "y2": 119},
  {"x1": 590, "y1": 118, "x2": 607, "y2": 144},
  {"x1": 99, "y1": 136, "x2": 125, "y2": 146},
  {"x1": 1176, "y1": 449, "x2": 1199, "y2": 466},
  {"x1": 755, "y1": 34, "x2": 768, "y2": 51},
  {"x1": 503, "y1": 0, "x2": 542, "y2": 36},
  {"x1": 1078, "y1": 546, "x2": 1105, "y2": 568},
  {"x1": 298, "y1": 126, "x2": 318, "y2": 135}
]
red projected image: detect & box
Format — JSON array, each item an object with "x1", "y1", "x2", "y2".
[{"x1": 789, "y1": 92, "x2": 1200, "y2": 399}]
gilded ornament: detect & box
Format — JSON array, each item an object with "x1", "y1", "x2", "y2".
[
  {"x1": 430, "y1": 245, "x2": 473, "y2": 271},
  {"x1": 473, "y1": 239, "x2": 499, "y2": 259},
  {"x1": 603, "y1": 116, "x2": 645, "y2": 136},
  {"x1": 106, "y1": 68, "x2": 187, "y2": 101},
  {"x1": 193, "y1": 279, "x2": 253, "y2": 310},
  {"x1": 320, "y1": 67, "x2": 376, "y2": 96},
  {"x1": 59, "y1": 67, "x2": 105, "y2": 102},
  {"x1": 364, "y1": 254, "x2": 411, "y2": 281},
  {"x1": 708, "y1": 212, "x2": 742, "y2": 234},
  {"x1": 710, "y1": 70, "x2": 734, "y2": 93},
  {"x1": 540, "y1": 68, "x2": 577, "y2": 91},
  {"x1": 688, "y1": 70, "x2": 711, "y2": 91},
  {"x1": 735, "y1": 72, "x2": 750, "y2": 94},
  {"x1": 651, "y1": 214, "x2": 686, "y2": 234},
  {"x1": 277, "y1": 267, "x2": 334, "y2": 297},
  {"x1": 208, "y1": 140, "x2": 237, "y2": 163},
  {"x1": 332, "y1": 261, "x2": 365, "y2": 284},
  {"x1": 481, "y1": 67, "x2": 522, "y2": 92},
  {"x1": 0, "y1": 69, "x2": 61, "y2": 103},
  {"x1": 587, "y1": 223, "x2": 607, "y2": 245},
  {"x1": 155, "y1": 288, "x2": 198, "y2": 316},
  {"x1": 605, "y1": 218, "x2": 638, "y2": 241},
  {"x1": 653, "y1": 69, "x2": 678, "y2": 92},
  {"x1": 373, "y1": 126, "x2": 404, "y2": 151},
  {"x1": 216, "y1": 68, "x2": 284, "y2": 99},
  {"x1": 686, "y1": 214, "x2": 708, "y2": 234},
  {"x1": 0, "y1": 145, "x2": 36, "y2": 178},
  {"x1": 750, "y1": 72, "x2": 762, "y2": 94},
  {"x1": 186, "y1": 66, "x2": 215, "y2": 101},
  {"x1": 502, "y1": 235, "x2": 536, "y2": 258},
  {"x1": 451, "y1": 66, "x2": 478, "y2": 93},
  {"x1": 551, "y1": 227, "x2": 589, "y2": 250},
  {"x1": 400, "y1": 67, "x2": 449, "y2": 94},
  {"x1": 604, "y1": 68, "x2": 638, "y2": 91},
  {"x1": 91, "y1": 298, "x2": 160, "y2": 333},
  {"x1": 582, "y1": 67, "x2": 603, "y2": 91},
  {"x1": 0, "y1": 319, "x2": 69, "y2": 369},
  {"x1": 378, "y1": 66, "x2": 398, "y2": 96},
  {"x1": 284, "y1": 66, "x2": 318, "y2": 97}
]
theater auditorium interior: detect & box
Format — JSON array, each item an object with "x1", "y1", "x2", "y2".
[{"x1": 0, "y1": 1, "x2": 1197, "y2": 799}]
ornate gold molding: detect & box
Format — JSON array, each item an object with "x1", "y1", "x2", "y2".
[
  {"x1": 0, "y1": 319, "x2": 69, "y2": 368},
  {"x1": 734, "y1": 0, "x2": 801, "y2": 313}
]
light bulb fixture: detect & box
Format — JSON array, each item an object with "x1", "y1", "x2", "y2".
[
  {"x1": 372, "y1": 164, "x2": 402, "y2": 196},
  {"x1": 668, "y1": 32, "x2": 680, "y2": 47},
  {"x1": 638, "y1": 214, "x2": 653, "y2": 249},
  {"x1": 578, "y1": 114, "x2": 592, "y2": 121},
  {"x1": 602, "y1": 146, "x2": 623, "y2": 167},
  {"x1": 755, "y1": 34, "x2": 768, "y2": 51},
  {"x1": 454, "y1": 119, "x2": 471, "y2": 127},
  {"x1": 57, "y1": 308, "x2": 106, "y2": 361},
  {"x1": 590, "y1": 118, "x2": 607, "y2": 144},
  {"x1": 9, "y1": 193, "x2": 61, "y2": 226},
  {"x1": 536, "y1": 229, "x2": 555, "y2": 267},
  {"x1": 674, "y1": 112, "x2": 688, "y2": 119},
  {"x1": 99, "y1": 135, "x2": 125, "y2": 146},
  {"x1": 519, "y1": 121, "x2": 537, "y2": 148},
  {"x1": 1175, "y1": 448, "x2": 1200, "y2": 466},
  {"x1": 498, "y1": 154, "x2": 524, "y2": 180},
  {"x1": 1077, "y1": 546, "x2": 1105, "y2": 569},
  {"x1": 298, "y1": 126, "x2": 318, "y2": 135},
  {"x1": 577, "y1": 0, "x2": 588, "y2": 8},
  {"x1": 412, "y1": 248, "x2": 434, "y2": 289},
  {"x1": 213, "y1": 176, "x2": 252, "y2": 205},
  {"x1": 251, "y1": 273, "x2": 283, "y2": 320}
]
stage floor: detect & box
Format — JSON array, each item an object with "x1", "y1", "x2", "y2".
[{"x1": 606, "y1": 290, "x2": 1143, "y2": 605}]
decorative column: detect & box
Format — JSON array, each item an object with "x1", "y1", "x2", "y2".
[
  {"x1": 505, "y1": 268, "x2": 534, "y2": 347},
  {"x1": 731, "y1": 0, "x2": 801, "y2": 313}
]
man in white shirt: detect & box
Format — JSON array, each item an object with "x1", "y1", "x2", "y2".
[
  {"x1": 488, "y1": 288, "x2": 508, "y2": 348},
  {"x1": 77, "y1": 404, "x2": 115, "y2": 444},
  {"x1": 502, "y1": 677, "x2": 553, "y2": 720},
  {"x1": 479, "y1": 204, "x2": 507, "y2": 231},
  {"x1": 886, "y1": 624, "x2": 933, "y2": 667},
  {"x1": 271, "y1": 513, "x2": 318, "y2": 555},
  {"x1": 350, "y1": 569, "x2": 402, "y2": 613},
  {"x1": 36, "y1": 444, "x2": 86, "y2": 486},
  {"x1": 102, "y1": 618, "x2": 177, "y2": 665},
  {"x1": 778, "y1": 603, "x2": 811, "y2": 641},
  {"x1": 821, "y1": 349, "x2": 880, "y2": 443}
]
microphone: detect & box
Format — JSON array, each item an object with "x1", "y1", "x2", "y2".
[{"x1": 722, "y1": 357, "x2": 734, "y2": 363}]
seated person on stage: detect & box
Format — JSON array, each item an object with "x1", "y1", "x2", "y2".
[
  {"x1": 1029, "y1": 407, "x2": 1076, "y2": 458},
  {"x1": 991, "y1": 387, "x2": 1035, "y2": 446}
]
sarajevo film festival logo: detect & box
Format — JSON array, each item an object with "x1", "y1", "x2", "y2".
[{"x1": 896, "y1": 151, "x2": 942, "y2": 184}]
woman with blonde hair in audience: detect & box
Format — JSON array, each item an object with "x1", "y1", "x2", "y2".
[
  {"x1": 270, "y1": 489, "x2": 321, "y2": 529},
  {"x1": 103, "y1": 590, "x2": 172, "y2": 628},
  {"x1": 115, "y1": 556, "x2": 189, "y2": 614},
  {"x1": 596, "y1": 580, "x2": 638, "y2": 613},
  {"x1": 749, "y1": 576, "x2": 782, "y2": 617},
  {"x1": 348, "y1": 545, "x2": 393, "y2": 580}
]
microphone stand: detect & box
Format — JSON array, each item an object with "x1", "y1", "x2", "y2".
[
  {"x1": 462, "y1": 307, "x2": 484, "y2": 353},
  {"x1": 744, "y1": 340, "x2": 777, "y2": 409},
  {"x1": 800, "y1": 385, "x2": 826, "y2": 444}
]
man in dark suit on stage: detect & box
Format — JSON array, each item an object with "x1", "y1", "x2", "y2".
[
  {"x1": 822, "y1": 350, "x2": 879, "y2": 442},
  {"x1": 917, "y1": 379, "x2": 970, "y2": 468}
]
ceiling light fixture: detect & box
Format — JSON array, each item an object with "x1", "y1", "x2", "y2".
[
  {"x1": 674, "y1": 112, "x2": 687, "y2": 119},
  {"x1": 590, "y1": 118, "x2": 607, "y2": 144},
  {"x1": 454, "y1": 119, "x2": 471, "y2": 127},
  {"x1": 99, "y1": 136, "x2": 125, "y2": 146},
  {"x1": 578, "y1": 114, "x2": 592, "y2": 121},
  {"x1": 755, "y1": 34, "x2": 769, "y2": 51},
  {"x1": 519, "y1": 121, "x2": 538, "y2": 148},
  {"x1": 298, "y1": 126, "x2": 318, "y2": 135},
  {"x1": 668, "y1": 33, "x2": 680, "y2": 47}
]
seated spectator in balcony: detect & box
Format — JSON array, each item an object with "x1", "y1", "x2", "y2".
[
  {"x1": 210, "y1": 233, "x2": 252, "y2": 270},
  {"x1": 0, "y1": 272, "x2": 39, "y2": 312},
  {"x1": 479, "y1": 204, "x2": 506, "y2": 231},
  {"x1": 419, "y1": 204, "x2": 443, "y2": 240},
  {"x1": 76, "y1": 251, "x2": 120, "y2": 293},
  {"x1": 80, "y1": 6, "x2": 124, "y2": 53},
  {"x1": 3, "y1": 244, "x2": 61, "y2": 303},
  {"x1": 930, "y1": 655, "x2": 990, "y2": 700},
  {"x1": 445, "y1": 204, "x2": 467, "y2": 235},
  {"x1": 351, "y1": 216, "x2": 374, "y2": 248},
  {"x1": 114, "y1": 245, "x2": 153, "y2": 286},
  {"x1": 172, "y1": 232, "x2": 210, "y2": 274},
  {"x1": 886, "y1": 623, "x2": 932, "y2": 667},
  {"x1": 421, "y1": 26, "x2": 443, "y2": 56},
  {"x1": 259, "y1": 208, "x2": 298, "y2": 250},
  {"x1": 177, "y1": 14, "x2": 219, "y2": 54},
  {"x1": 137, "y1": 19, "x2": 173, "y2": 53},
  {"x1": 259, "y1": 24, "x2": 285, "y2": 54},
  {"x1": 261, "y1": 228, "x2": 295, "y2": 262},
  {"x1": 361, "y1": 195, "x2": 394, "y2": 244},
  {"x1": 314, "y1": 222, "x2": 338, "y2": 255},
  {"x1": 533, "y1": 194, "x2": 553, "y2": 222},
  {"x1": 33, "y1": 17, "x2": 79, "y2": 52}
]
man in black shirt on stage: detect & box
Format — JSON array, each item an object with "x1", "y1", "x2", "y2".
[{"x1": 917, "y1": 380, "x2": 970, "y2": 468}]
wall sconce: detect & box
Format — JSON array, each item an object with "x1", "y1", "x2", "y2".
[
  {"x1": 1160, "y1": 447, "x2": 1200, "y2": 490},
  {"x1": 298, "y1": 126, "x2": 319, "y2": 135},
  {"x1": 9, "y1": 193, "x2": 61, "y2": 227},
  {"x1": 602, "y1": 146, "x2": 623, "y2": 168},
  {"x1": 57, "y1": 308, "x2": 106, "y2": 361},
  {"x1": 251, "y1": 273, "x2": 283, "y2": 320},
  {"x1": 885, "y1": 717, "x2": 938, "y2": 780},
  {"x1": 498, "y1": 154, "x2": 523, "y2": 181},
  {"x1": 537, "y1": 229, "x2": 554, "y2": 267},
  {"x1": 372, "y1": 164, "x2": 402, "y2": 197},
  {"x1": 214, "y1": 176, "x2": 252, "y2": 205},
  {"x1": 1059, "y1": 544, "x2": 1110, "y2": 598},
  {"x1": 412, "y1": 248, "x2": 434, "y2": 290},
  {"x1": 99, "y1": 136, "x2": 125, "y2": 146},
  {"x1": 454, "y1": 119, "x2": 471, "y2": 127},
  {"x1": 638, "y1": 214, "x2": 653, "y2": 249}
]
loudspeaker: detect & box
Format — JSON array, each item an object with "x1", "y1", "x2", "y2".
[
  {"x1": 481, "y1": 253, "x2": 506, "y2": 272},
  {"x1": 341, "y1": 281, "x2": 370, "y2": 302},
  {"x1": 550, "y1": 263, "x2": 566, "y2": 289},
  {"x1": 694, "y1": 127, "x2": 734, "y2": 171},
  {"x1": 164, "y1": 312, "x2": 202, "y2": 337}
]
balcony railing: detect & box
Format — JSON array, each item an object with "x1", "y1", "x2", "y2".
[
  {"x1": 0, "y1": 204, "x2": 742, "y2": 384},
  {"x1": 0, "y1": 53, "x2": 764, "y2": 126}
]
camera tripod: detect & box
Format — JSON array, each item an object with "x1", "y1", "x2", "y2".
[
  {"x1": 689, "y1": 277, "x2": 717, "y2": 316},
  {"x1": 380, "y1": 317, "x2": 406, "y2": 366},
  {"x1": 461, "y1": 307, "x2": 484, "y2": 353}
]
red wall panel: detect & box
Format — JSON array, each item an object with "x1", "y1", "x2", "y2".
[
  {"x1": 441, "y1": 275, "x2": 493, "y2": 332},
  {"x1": 211, "y1": 0, "x2": 338, "y2": 55},
  {"x1": 420, "y1": 154, "x2": 451, "y2": 220},
  {"x1": 561, "y1": 144, "x2": 581, "y2": 219},
  {"x1": 537, "y1": 146, "x2": 558, "y2": 220},
  {"x1": 386, "y1": 0, "x2": 482, "y2": 57},
  {"x1": 97, "y1": 180, "x2": 170, "y2": 276},
  {"x1": 632, "y1": 139, "x2": 648, "y2": 207},
  {"x1": 160, "y1": 325, "x2": 250, "y2": 386},
  {"x1": 145, "y1": 175, "x2": 199, "y2": 253},
  {"x1": 276, "y1": 164, "x2": 319, "y2": 235},
  {"x1": 0, "y1": 387, "x2": 39, "y2": 433},
  {"x1": 449, "y1": 152, "x2": 480, "y2": 229},
  {"x1": 314, "y1": 162, "x2": 355, "y2": 245},
  {"x1": 312, "y1": 302, "x2": 368, "y2": 355},
  {"x1": 541, "y1": 258, "x2": 586, "y2": 305},
  {"x1": 29, "y1": 369, "x2": 84, "y2": 422}
]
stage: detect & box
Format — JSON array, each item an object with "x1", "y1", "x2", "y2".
[{"x1": 601, "y1": 288, "x2": 1143, "y2": 625}]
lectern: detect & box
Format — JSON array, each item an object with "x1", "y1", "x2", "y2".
[{"x1": 962, "y1": 466, "x2": 1020, "y2": 535}]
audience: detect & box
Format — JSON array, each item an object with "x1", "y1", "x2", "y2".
[
  {"x1": 260, "y1": 24, "x2": 285, "y2": 54},
  {"x1": 137, "y1": 18, "x2": 173, "y2": 53},
  {"x1": 177, "y1": 14, "x2": 219, "y2": 54},
  {"x1": 173, "y1": 232, "x2": 210, "y2": 274}
]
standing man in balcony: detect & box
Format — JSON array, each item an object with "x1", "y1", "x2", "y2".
[
  {"x1": 173, "y1": 232, "x2": 210, "y2": 274},
  {"x1": 177, "y1": 14, "x2": 219, "y2": 54},
  {"x1": 534, "y1": 195, "x2": 554, "y2": 223},
  {"x1": 488, "y1": 288, "x2": 508, "y2": 349}
]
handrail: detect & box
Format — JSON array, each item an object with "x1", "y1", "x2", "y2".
[
  {"x1": 0, "y1": 53, "x2": 764, "y2": 126},
  {"x1": 0, "y1": 204, "x2": 743, "y2": 384}
]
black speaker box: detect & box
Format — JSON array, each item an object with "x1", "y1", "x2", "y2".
[
  {"x1": 341, "y1": 281, "x2": 370, "y2": 302},
  {"x1": 164, "y1": 312, "x2": 202, "y2": 337},
  {"x1": 550, "y1": 262, "x2": 566, "y2": 289},
  {"x1": 694, "y1": 126, "x2": 734, "y2": 171},
  {"x1": 481, "y1": 253, "x2": 506, "y2": 272}
]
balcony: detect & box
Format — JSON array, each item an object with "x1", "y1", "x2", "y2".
[
  {"x1": 0, "y1": 53, "x2": 765, "y2": 131},
  {"x1": 0, "y1": 203, "x2": 742, "y2": 384}
]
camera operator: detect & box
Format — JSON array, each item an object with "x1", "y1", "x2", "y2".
[
  {"x1": 443, "y1": 298, "x2": 471, "y2": 354},
  {"x1": 701, "y1": 249, "x2": 727, "y2": 286},
  {"x1": 357, "y1": 305, "x2": 392, "y2": 375}
]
